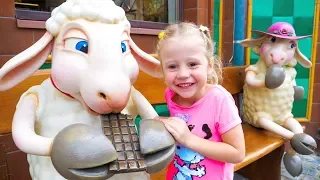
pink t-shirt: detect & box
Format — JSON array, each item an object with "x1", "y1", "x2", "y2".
[{"x1": 165, "y1": 85, "x2": 242, "y2": 180}]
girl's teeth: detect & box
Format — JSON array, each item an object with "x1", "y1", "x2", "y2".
[{"x1": 179, "y1": 83, "x2": 192, "y2": 87}]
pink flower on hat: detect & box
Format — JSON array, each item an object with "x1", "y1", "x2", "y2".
[
  {"x1": 273, "y1": 28, "x2": 294, "y2": 37},
  {"x1": 280, "y1": 28, "x2": 288, "y2": 35}
]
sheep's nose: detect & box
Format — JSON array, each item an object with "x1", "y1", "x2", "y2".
[
  {"x1": 98, "y1": 92, "x2": 108, "y2": 100},
  {"x1": 270, "y1": 53, "x2": 284, "y2": 64}
]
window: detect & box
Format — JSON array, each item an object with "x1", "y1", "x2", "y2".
[{"x1": 15, "y1": 0, "x2": 183, "y2": 28}]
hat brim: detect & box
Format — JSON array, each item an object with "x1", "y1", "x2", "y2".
[{"x1": 252, "y1": 30, "x2": 312, "y2": 40}]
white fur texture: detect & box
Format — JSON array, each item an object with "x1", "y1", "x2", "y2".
[
  {"x1": 46, "y1": 0, "x2": 129, "y2": 36},
  {"x1": 20, "y1": 79, "x2": 100, "y2": 179},
  {"x1": 242, "y1": 60, "x2": 297, "y2": 127}
]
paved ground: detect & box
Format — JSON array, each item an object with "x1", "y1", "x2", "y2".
[{"x1": 281, "y1": 153, "x2": 320, "y2": 180}]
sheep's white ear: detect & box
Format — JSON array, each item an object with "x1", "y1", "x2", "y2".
[
  {"x1": 0, "y1": 32, "x2": 53, "y2": 91},
  {"x1": 237, "y1": 36, "x2": 266, "y2": 47},
  {"x1": 129, "y1": 37, "x2": 163, "y2": 78},
  {"x1": 295, "y1": 47, "x2": 312, "y2": 68},
  {"x1": 252, "y1": 46, "x2": 260, "y2": 55}
]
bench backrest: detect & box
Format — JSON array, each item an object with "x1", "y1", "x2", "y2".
[{"x1": 0, "y1": 66, "x2": 246, "y2": 134}]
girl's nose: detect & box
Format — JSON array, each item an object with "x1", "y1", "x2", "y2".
[{"x1": 177, "y1": 68, "x2": 190, "y2": 79}]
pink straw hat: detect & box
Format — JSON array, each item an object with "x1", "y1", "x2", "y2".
[{"x1": 252, "y1": 22, "x2": 312, "y2": 40}]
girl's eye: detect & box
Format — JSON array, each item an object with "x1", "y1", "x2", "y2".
[
  {"x1": 65, "y1": 38, "x2": 88, "y2": 54},
  {"x1": 121, "y1": 42, "x2": 127, "y2": 53},
  {"x1": 271, "y1": 37, "x2": 276, "y2": 43},
  {"x1": 189, "y1": 63, "x2": 197, "y2": 67},
  {"x1": 168, "y1": 65, "x2": 177, "y2": 69}
]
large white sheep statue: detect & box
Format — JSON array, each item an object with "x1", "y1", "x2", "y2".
[
  {"x1": 238, "y1": 22, "x2": 317, "y2": 177},
  {"x1": 0, "y1": 0, "x2": 175, "y2": 179}
]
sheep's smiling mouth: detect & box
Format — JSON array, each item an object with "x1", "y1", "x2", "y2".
[{"x1": 69, "y1": 164, "x2": 110, "y2": 178}]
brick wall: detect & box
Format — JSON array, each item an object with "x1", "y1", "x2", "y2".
[
  {"x1": 183, "y1": 0, "x2": 209, "y2": 27},
  {"x1": 0, "y1": 1, "x2": 34, "y2": 178},
  {"x1": 0, "y1": 0, "x2": 42, "y2": 68},
  {"x1": 221, "y1": 0, "x2": 234, "y2": 66},
  {"x1": 183, "y1": 0, "x2": 234, "y2": 66}
]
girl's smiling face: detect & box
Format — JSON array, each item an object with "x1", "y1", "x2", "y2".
[{"x1": 160, "y1": 35, "x2": 211, "y2": 105}]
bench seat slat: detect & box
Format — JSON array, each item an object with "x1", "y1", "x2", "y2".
[{"x1": 234, "y1": 123, "x2": 284, "y2": 171}]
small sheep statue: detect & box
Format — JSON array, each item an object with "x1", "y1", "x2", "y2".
[
  {"x1": 238, "y1": 22, "x2": 317, "y2": 177},
  {"x1": 0, "y1": 0, "x2": 175, "y2": 179}
]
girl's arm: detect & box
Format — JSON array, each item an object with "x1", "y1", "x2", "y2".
[
  {"x1": 186, "y1": 124, "x2": 245, "y2": 163},
  {"x1": 161, "y1": 117, "x2": 245, "y2": 164},
  {"x1": 160, "y1": 94, "x2": 245, "y2": 164}
]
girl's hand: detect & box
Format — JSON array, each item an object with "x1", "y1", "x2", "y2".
[{"x1": 160, "y1": 117, "x2": 192, "y2": 146}]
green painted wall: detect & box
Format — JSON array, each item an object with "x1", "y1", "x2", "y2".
[
  {"x1": 40, "y1": 63, "x2": 51, "y2": 69},
  {"x1": 250, "y1": 0, "x2": 315, "y2": 118},
  {"x1": 213, "y1": 0, "x2": 220, "y2": 55}
]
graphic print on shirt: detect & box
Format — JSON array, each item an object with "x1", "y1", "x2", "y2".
[
  {"x1": 175, "y1": 113, "x2": 190, "y2": 122},
  {"x1": 174, "y1": 145, "x2": 206, "y2": 180},
  {"x1": 173, "y1": 113, "x2": 206, "y2": 180},
  {"x1": 188, "y1": 124, "x2": 195, "y2": 131},
  {"x1": 202, "y1": 124, "x2": 212, "y2": 139}
]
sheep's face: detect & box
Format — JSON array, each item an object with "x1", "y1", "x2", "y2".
[
  {"x1": 51, "y1": 19, "x2": 139, "y2": 114},
  {"x1": 259, "y1": 36, "x2": 296, "y2": 67}
]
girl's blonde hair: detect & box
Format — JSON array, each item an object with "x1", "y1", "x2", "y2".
[{"x1": 156, "y1": 22, "x2": 223, "y2": 84}]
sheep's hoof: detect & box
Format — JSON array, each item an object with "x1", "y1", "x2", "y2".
[
  {"x1": 51, "y1": 123, "x2": 117, "y2": 180},
  {"x1": 139, "y1": 119, "x2": 176, "y2": 173},
  {"x1": 101, "y1": 114, "x2": 175, "y2": 175},
  {"x1": 265, "y1": 64, "x2": 286, "y2": 89},
  {"x1": 144, "y1": 144, "x2": 176, "y2": 174},
  {"x1": 294, "y1": 86, "x2": 304, "y2": 101},
  {"x1": 283, "y1": 153, "x2": 303, "y2": 177},
  {"x1": 291, "y1": 133, "x2": 317, "y2": 155},
  {"x1": 139, "y1": 119, "x2": 175, "y2": 154}
]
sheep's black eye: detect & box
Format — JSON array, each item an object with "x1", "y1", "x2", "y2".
[
  {"x1": 271, "y1": 37, "x2": 276, "y2": 43},
  {"x1": 288, "y1": 41, "x2": 296, "y2": 49}
]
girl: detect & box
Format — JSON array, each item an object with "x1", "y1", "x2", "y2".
[{"x1": 156, "y1": 22, "x2": 245, "y2": 180}]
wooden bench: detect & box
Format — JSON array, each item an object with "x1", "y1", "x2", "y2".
[{"x1": 0, "y1": 66, "x2": 285, "y2": 180}]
